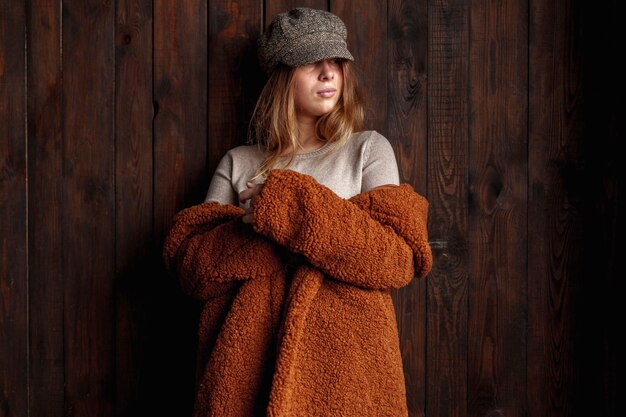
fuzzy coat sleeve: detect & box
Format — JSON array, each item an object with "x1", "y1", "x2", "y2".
[
  {"x1": 252, "y1": 169, "x2": 432, "y2": 290},
  {"x1": 162, "y1": 201, "x2": 283, "y2": 300}
]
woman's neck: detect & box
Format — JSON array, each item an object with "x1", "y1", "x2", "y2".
[
  {"x1": 282, "y1": 118, "x2": 325, "y2": 155},
  {"x1": 296, "y1": 135, "x2": 325, "y2": 153}
]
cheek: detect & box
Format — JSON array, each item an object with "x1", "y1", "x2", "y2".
[
  {"x1": 294, "y1": 89, "x2": 308, "y2": 110},
  {"x1": 293, "y1": 78, "x2": 314, "y2": 104},
  {"x1": 336, "y1": 76, "x2": 344, "y2": 99}
]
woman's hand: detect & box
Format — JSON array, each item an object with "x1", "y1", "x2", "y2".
[{"x1": 239, "y1": 181, "x2": 264, "y2": 223}]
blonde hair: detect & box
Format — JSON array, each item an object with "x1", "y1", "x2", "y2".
[{"x1": 248, "y1": 59, "x2": 364, "y2": 180}]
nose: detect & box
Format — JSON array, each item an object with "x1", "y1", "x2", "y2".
[{"x1": 319, "y1": 60, "x2": 335, "y2": 81}]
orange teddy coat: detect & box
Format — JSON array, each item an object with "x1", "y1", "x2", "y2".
[{"x1": 163, "y1": 169, "x2": 432, "y2": 417}]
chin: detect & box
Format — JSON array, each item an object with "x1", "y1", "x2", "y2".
[{"x1": 318, "y1": 105, "x2": 338, "y2": 116}]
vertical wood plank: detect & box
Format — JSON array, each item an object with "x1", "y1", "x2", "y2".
[
  {"x1": 388, "y1": 0, "x2": 428, "y2": 190},
  {"x1": 26, "y1": 0, "x2": 64, "y2": 415},
  {"x1": 468, "y1": 1, "x2": 528, "y2": 416},
  {"x1": 153, "y1": 0, "x2": 207, "y2": 413},
  {"x1": 114, "y1": 0, "x2": 153, "y2": 415},
  {"x1": 154, "y1": 0, "x2": 208, "y2": 232},
  {"x1": 208, "y1": 0, "x2": 263, "y2": 178},
  {"x1": 427, "y1": 0, "x2": 469, "y2": 416},
  {"x1": 528, "y1": 0, "x2": 583, "y2": 415},
  {"x1": 332, "y1": 0, "x2": 387, "y2": 134},
  {"x1": 0, "y1": 2, "x2": 27, "y2": 417},
  {"x1": 61, "y1": 1, "x2": 115, "y2": 416},
  {"x1": 387, "y1": 0, "x2": 428, "y2": 415}
]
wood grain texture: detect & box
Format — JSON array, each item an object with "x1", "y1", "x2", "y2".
[
  {"x1": 427, "y1": 0, "x2": 469, "y2": 416},
  {"x1": 26, "y1": 0, "x2": 64, "y2": 415},
  {"x1": 208, "y1": 0, "x2": 263, "y2": 177},
  {"x1": 0, "y1": 3, "x2": 27, "y2": 417},
  {"x1": 387, "y1": 1, "x2": 428, "y2": 415},
  {"x1": 529, "y1": 0, "x2": 583, "y2": 415},
  {"x1": 467, "y1": 1, "x2": 528, "y2": 416},
  {"x1": 114, "y1": 0, "x2": 155, "y2": 415},
  {"x1": 154, "y1": 0, "x2": 208, "y2": 236},
  {"x1": 61, "y1": 1, "x2": 115, "y2": 416},
  {"x1": 0, "y1": 1, "x2": 620, "y2": 416}
]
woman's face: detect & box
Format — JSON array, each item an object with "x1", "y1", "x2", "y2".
[{"x1": 293, "y1": 58, "x2": 344, "y2": 122}]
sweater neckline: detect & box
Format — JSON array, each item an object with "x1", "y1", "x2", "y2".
[{"x1": 280, "y1": 141, "x2": 336, "y2": 160}]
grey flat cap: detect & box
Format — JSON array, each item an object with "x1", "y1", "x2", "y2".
[{"x1": 258, "y1": 8, "x2": 354, "y2": 74}]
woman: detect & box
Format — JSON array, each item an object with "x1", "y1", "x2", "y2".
[
  {"x1": 163, "y1": 7, "x2": 432, "y2": 417},
  {"x1": 205, "y1": 7, "x2": 399, "y2": 212}
]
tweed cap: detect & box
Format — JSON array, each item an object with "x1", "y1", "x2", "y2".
[{"x1": 258, "y1": 8, "x2": 354, "y2": 74}]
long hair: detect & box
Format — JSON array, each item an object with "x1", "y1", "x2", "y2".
[{"x1": 248, "y1": 59, "x2": 364, "y2": 180}]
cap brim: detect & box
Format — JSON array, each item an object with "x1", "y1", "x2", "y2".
[{"x1": 280, "y1": 39, "x2": 354, "y2": 68}]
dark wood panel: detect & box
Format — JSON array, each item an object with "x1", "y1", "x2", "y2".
[
  {"x1": 467, "y1": 1, "x2": 528, "y2": 416},
  {"x1": 153, "y1": 1, "x2": 208, "y2": 414},
  {"x1": 0, "y1": 1, "x2": 618, "y2": 415},
  {"x1": 26, "y1": 0, "x2": 64, "y2": 415},
  {"x1": 387, "y1": 1, "x2": 428, "y2": 415},
  {"x1": 333, "y1": 0, "x2": 387, "y2": 134},
  {"x1": 114, "y1": 0, "x2": 153, "y2": 415},
  {"x1": 0, "y1": 3, "x2": 27, "y2": 417},
  {"x1": 154, "y1": 0, "x2": 208, "y2": 234},
  {"x1": 528, "y1": 0, "x2": 583, "y2": 415},
  {"x1": 427, "y1": 0, "x2": 470, "y2": 415},
  {"x1": 388, "y1": 0, "x2": 428, "y2": 191},
  {"x1": 61, "y1": 1, "x2": 115, "y2": 416},
  {"x1": 207, "y1": 0, "x2": 263, "y2": 177}
]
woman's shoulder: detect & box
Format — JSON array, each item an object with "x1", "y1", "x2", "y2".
[
  {"x1": 225, "y1": 143, "x2": 265, "y2": 157},
  {"x1": 221, "y1": 143, "x2": 267, "y2": 164},
  {"x1": 345, "y1": 130, "x2": 394, "y2": 156},
  {"x1": 348, "y1": 130, "x2": 391, "y2": 147}
]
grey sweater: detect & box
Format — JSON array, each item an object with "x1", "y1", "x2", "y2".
[{"x1": 205, "y1": 130, "x2": 400, "y2": 208}]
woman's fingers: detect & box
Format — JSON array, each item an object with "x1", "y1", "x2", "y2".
[
  {"x1": 239, "y1": 182, "x2": 264, "y2": 204},
  {"x1": 239, "y1": 182, "x2": 264, "y2": 223},
  {"x1": 239, "y1": 188, "x2": 253, "y2": 204}
]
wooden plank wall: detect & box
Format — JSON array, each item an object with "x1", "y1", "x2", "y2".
[{"x1": 0, "y1": 0, "x2": 621, "y2": 416}]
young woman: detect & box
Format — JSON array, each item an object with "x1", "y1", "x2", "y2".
[
  {"x1": 163, "y1": 7, "x2": 432, "y2": 417},
  {"x1": 205, "y1": 9, "x2": 399, "y2": 214}
]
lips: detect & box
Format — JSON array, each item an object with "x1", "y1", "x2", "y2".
[{"x1": 317, "y1": 88, "x2": 336, "y2": 98}]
